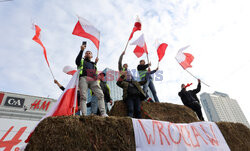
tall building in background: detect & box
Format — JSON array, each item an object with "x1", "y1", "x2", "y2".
[{"x1": 200, "y1": 91, "x2": 250, "y2": 128}]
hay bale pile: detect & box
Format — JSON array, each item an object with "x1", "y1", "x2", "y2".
[
  {"x1": 26, "y1": 101, "x2": 250, "y2": 151},
  {"x1": 109, "y1": 101, "x2": 199, "y2": 123},
  {"x1": 217, "y1": 122, "x2": 250, "y2": 150},
  {"x1": 25, "y1": 116, "x2": 135, "y2": 151}
]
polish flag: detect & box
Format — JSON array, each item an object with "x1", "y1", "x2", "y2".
[
  {"x1": 130, "y1": 34, "x2": 148, "y2": 58},
  {"x1": 129, "y1": 16, "x2": 142, "y2": 40},
  {"x1": 24, "y1": 71, "x2": 79, "y2": 143},
  {"x1": 72, "y1": 16, "x2": 100, "y2": 50},
  {"x1": 156, "y1": 43, "x2": 168, "y2": 62},
  {"x1": 33, "y1": 24, "x2": 50, "y2": 67},
  {"x1": 175, "y1": 45, "x2": 194, "y2": 69},
  {"x1": 63, "y1": 66, "x2": 77, "y2": 75}
]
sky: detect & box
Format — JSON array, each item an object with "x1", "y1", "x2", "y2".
[{"x1": 0, "y1": 0, "x2": 249, "y2": 122}]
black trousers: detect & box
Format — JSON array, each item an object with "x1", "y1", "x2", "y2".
[
  {"x1": 187, "y1": 101, "x2": 204, "y2": 121},
  {"x1": 126, "y1": 95, "x2": 141, "y2": 118}
]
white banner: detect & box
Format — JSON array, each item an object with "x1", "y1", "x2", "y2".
[{"x1": 132, "y1": 119, "x2": 230, "y2": 151}]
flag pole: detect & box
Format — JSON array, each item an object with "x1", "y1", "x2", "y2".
[
  {"x1": 146, "y1": 53, "x2": 150, "y2": 64},
  {"x1": 157, "y1": 60, "x2": 159, "y2": 68},
  {"x1": 48, "y1": 66, "x2": 55, "y2": 80},
  {"x1": 123, "y1": 38, "x2": 130, "y2": 53},
  {"x1": 73, "y1": 107, "x2": 76, "y2": 116},
  {"x1": 185, "y1": 69, "x2": 210, "y2": 87}
]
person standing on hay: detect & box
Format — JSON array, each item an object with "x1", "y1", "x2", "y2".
[
  {"x1": 178, "y1": 79, "x2": 205, "y2": 121},
  {"x1": 75, "y1": 43, "x2": 107, "y2": 117},
  {"x1": 116, "y1": 72, "x2": 147, "y2": 118},
  {"x1": 90, "y1": 72, "x2": 113, "y2": 114},
  {"x1": 137, "y1": 59, "x2": 160, "y2": 103}
]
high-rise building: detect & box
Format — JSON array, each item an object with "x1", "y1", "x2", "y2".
[{"x1": 200, "y1": 91, "x2": 250, "y2": 128}]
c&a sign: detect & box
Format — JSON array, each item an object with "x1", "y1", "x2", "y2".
[{"x1": 4, "y1": 97, "x2": 25, "y2": 108}]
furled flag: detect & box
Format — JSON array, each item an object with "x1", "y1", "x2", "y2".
[
  {"x1": 25, "y1": 71, "x2": 79, "y2": 143},
  {"x1": 184, "y1": 83, "x2": 193, "y2": 88},
  {"x1": 129, "y1": 16, "x2": 142, "y2": 40},
  {"x1": 157, "y1": 43, "x2": 168, "y2": 62},
  {"x1": 33, "y1": 24, "x2": 50, "y2": 67},
  {"x1": 72, "y1": 16, "x2": 100, "y2": 50},
  {"x1": 175, "y1": 45, "x2": 194, "y2": 69},
  {"x1": 63, "y1": 66, "x2": 77, "y2": 75},
  {"x1": 130, "y1": 34, "x2": 148, "y2": 58}
]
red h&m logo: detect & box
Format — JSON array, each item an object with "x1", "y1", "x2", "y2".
[
  {"x1": 0, "y1": 126, "x2": 27, "y2": 151},
  {"x1": 30, "y1": 100, "x2": 51, "y2": 111}
]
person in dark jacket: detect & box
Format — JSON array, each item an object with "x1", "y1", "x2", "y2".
[
  {"x1": 91, "y1": 72, "x2": 113, "y2": 114},
  {"x1": 75, "y1": 44, "x2": 107, "y2": 116},
  {"x1": 178, "y1": 79, "x2": 204, "y2": 121},
  {"x1": 137, "y1": 60, "x2": 160, "y2": 102},
  {"x1": 116, "y1": 72, "x2": 147, "y2": 118}
]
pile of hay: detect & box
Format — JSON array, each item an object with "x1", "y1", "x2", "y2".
[
  {"x1": 25, "y1": 116, "x2": 135, "y2": 151},
  {"x1": 109, "y1": 101, "x2": 199, "y2": 123},
  {"x1": 26, "y1": 101, "x2": 250, "y2": 151}
]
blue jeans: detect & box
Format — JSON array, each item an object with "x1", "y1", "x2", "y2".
[
  {"x1": 91, "y1": 95, "x2": 109, "y2": 114},
  {"x1": 126, "y1": 95, "x2": 141, "y2": 118},
  {"x1": 91, "y1": 95, "x2": 98, "y2": 114},
  {"x1": 143, "y1": 80, "x2": 160, "y2": 102}
]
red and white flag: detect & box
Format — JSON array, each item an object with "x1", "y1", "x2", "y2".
[
  {"x1": 130, "y1": 34, "x2": 148, "y2": 58},
  {"x1": 129, "y1": 16, "x2": 142, "y2": 40},
  {"x1": 25, "y1": 71, "x2": 79, "y2": 143},
  {"x1": 175, "y1": 45, "x2": 194, "y2": 69},
  {"x1": 33, "y1": 24, "x2": 50, "y2": 67},
  {"x1": 156, "y1": 43, "x2": 168, "y2": 62},
  {"x1": 72, "y1": 16, "x2": 100, "y2": 50},
  {"x1": 63, "y1": 66, "x2": 77, "y2": 75}
]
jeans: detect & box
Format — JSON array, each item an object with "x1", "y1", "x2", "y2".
[
  {"x1": 79, "y1": 76, "x2": 106, "y2": 116},
  {"x1": 187, "y1": 101, "x2": 204, "y2": 121},
  {"x1": 143, "y1": 80, "x2": 160, "y2": 102},
  {"x1": 91, "y1": 95, "x2": 109, "y2": 114},
  {"x1": 91, "y1": 95, "x2": 98, "y2": 114},
  {"x1": 126, "y1": 95, "x2": 141, "y2": 118}
]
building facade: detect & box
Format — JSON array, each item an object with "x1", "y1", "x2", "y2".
[
  {"x1": 0, "y1": 91, "x2": 57, "y2": 150},
  {"x1": 200, "y1": 91, "x2": 250, "y2": 128}
]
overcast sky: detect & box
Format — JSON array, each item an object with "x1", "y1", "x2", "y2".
[{"x1": 0, "y1": 0, "x2": 249, "y2": 122}]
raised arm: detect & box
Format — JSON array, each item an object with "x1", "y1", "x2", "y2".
[
  {"x1": 118, "y1": 51, "x2": 125, "y2": 71},
  {"x1": 75, "y1": 45, "x2": 86, "y2": 67},
  {"x1": 192, "y1": 79, "x2": 201, "y2": 94}
]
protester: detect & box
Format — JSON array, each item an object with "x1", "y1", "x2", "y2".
[
  {"x1": 137, "y1": 60, "x2": 160, "y2": 102},
  {"x1": 116, "y1": 72, "x2": 146, "y2": 118},
  {"x1": 75, "y1": 44, "x2": 107, "y2": 116},
  {"x1": 90, "y1": 72, "x2": 113, "y2": 114},
  {"x1": 178, "y1": 79, "x2": 205, "y2": 121},
  {"x1": 144, "y1": 67, "x2": 160, "y2": 102}
]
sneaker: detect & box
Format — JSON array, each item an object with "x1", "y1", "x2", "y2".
[{"x1": 101, "y1": 113, "x2": 109, "y2": 117}]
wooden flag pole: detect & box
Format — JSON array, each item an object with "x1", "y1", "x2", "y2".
[{"x1": 185, "y1": 69, "x2": 210, "y2": 87}]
